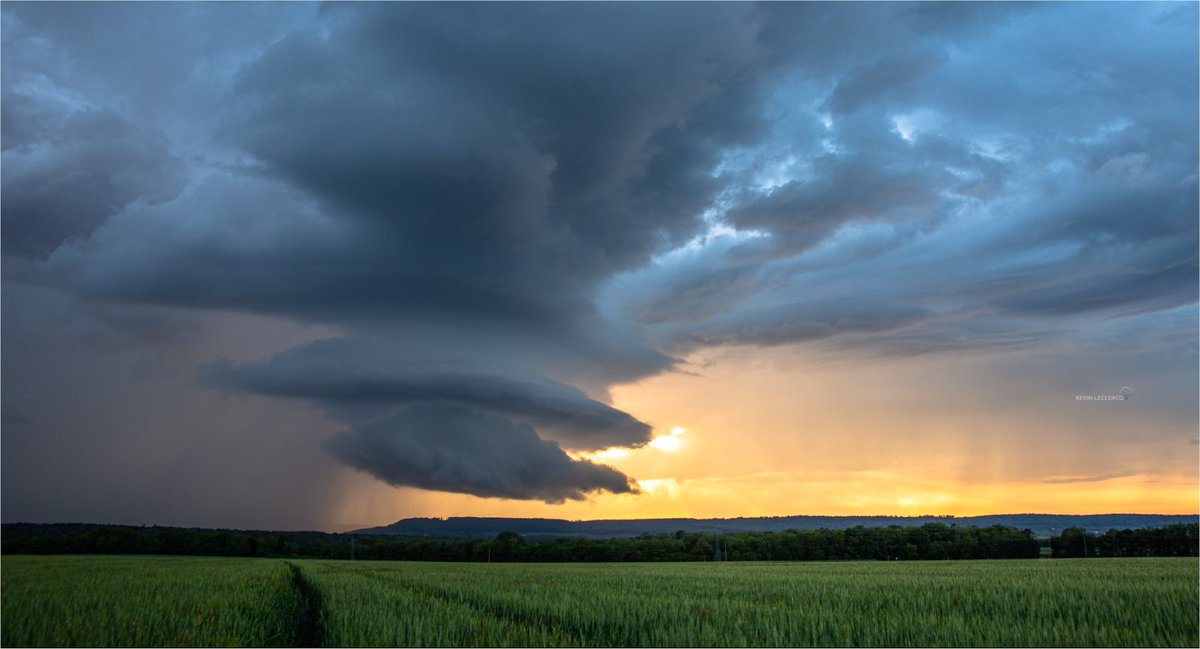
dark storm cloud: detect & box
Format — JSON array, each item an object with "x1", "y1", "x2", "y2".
[
  {"x1": 968, "y1": 245, "x2": 1197, "y2": 319},
  {"x1": 3, "y1": 1, "x2": 1196, "y2": 515},
  {"x1": 217, "y1": 2, "x2": 765, "y2": 295},
  {"x1": 325, "y1": 404, "x2": 636, "y2": 503},
  {"x1": 200, "y1": 337, "x2": 653, "y2": 451},
  {"x1": 41, "y1": 168, "x2": 677, "y2": 396},
  {"x1": 0, "y1": 1, "x2": 311, "y2": 258},
  {"x1": 609, "y1": 2, "x2": 1197, "y2": 356},
  {"x1": 725, "y1": 152, "x2": 953, "y2": 254},
  {"x1": 44, "y1": 2, "x2": 768, "y2": 341},
  {"x1": 18, "y1": 2, "x2": 769, "y2": 501},
  {"x1": 1, "y1": 105, "x2": 186, "y2": 258},
  {"x1": 624, "y1": 263, "x2": 763, "y2": 327},
  {"x1": 670, "y1": 298, "x2": 931, "y2": 349},
  {"x1": 823, "y1": 50, "x2": 946, "y2": 115}
]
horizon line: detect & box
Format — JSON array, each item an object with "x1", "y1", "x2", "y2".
[{"x1": 6, "y1": 511, "x2": 1197, "y2": 535}]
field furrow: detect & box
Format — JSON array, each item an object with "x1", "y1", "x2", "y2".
[
  {"x1": 3, "y1": 555, "x2": 1196, "y2": 647},
  {"x1": 295, "y1": 560, "x2": 574, "y2": 647},
  {"x1": 294, "y1": 558, "x2": 1200, "y2": 647}
]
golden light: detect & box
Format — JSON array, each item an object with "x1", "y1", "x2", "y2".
[
  {"x1": 648, "y1": 426, "x2": 686, "y2": 452},
  {"x1": 590, "y1": 447, "x2": 630, "y2": 461},
  {"x1": 636, "y1": 478, "x2": 679, "y2": 496}
]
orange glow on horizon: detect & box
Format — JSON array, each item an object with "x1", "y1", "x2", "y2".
[
  {"x1": 329, "y1": 468, "x2": 1198, "y2": 531},
  {"x1": 327, "y1": 344, "x2": 1198, "y2": 532}
]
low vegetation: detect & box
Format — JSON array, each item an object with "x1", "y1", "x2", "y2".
[
  {"x1": 3, "y1": 555, "x2": 1196, "y2": 647},
  {"x1": 1, "y1": 556, "x2": 304, "y2": 647},
  {"x1": 297, "y1": 558, "x2": 1199, "y2": 647}
]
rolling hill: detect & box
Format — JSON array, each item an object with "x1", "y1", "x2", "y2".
[{"x1": 356, "y1": 513, "x2": 1198, "y2": 540}]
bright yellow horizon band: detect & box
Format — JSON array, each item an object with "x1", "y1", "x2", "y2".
[{"x1": 330, "y1": 345, "x2": 1198, "y2": 531}]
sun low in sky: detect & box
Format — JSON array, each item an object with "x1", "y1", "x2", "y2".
[{"x1": 1, "y1": 2, "x2": 1196, "y2": 531}]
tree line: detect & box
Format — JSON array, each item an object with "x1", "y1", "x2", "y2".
[
  {"x1": 2, "y1": 522, "x2": 1033, "y2": 561},
  {"x1": 1050, "y1": 524, "x2": 1198, "y2": 558},
  {"x1": 3, "y1": 522, "x2": 1193, "y2": 562},
  {"x1": 354, "y1": 524, "x2": 1043, "y2": 562}
]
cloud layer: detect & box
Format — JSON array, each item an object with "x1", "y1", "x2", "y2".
[
  {"x1": 325, "y1": 404, "x2": 636, "y2": 503},
  {"x1": 2, "y1": 2, "x2": 1195, "y2": 510}
]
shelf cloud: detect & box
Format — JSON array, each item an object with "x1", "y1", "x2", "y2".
[{"x1": 2, "y1": 2, "x2": 1195, "y2": 519}]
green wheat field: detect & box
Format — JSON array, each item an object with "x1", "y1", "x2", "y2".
[{"x1": 2, "y1": 555, "x2": 1197, "y2": 647}]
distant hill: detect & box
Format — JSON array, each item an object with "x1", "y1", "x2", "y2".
[{"x1": 356, "y1": 514, "x2": 1198, "y2": 539}]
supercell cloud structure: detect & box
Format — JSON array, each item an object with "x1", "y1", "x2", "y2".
[{"x1": 2, "y1": 3, "x2": 1196, "y2": 510}]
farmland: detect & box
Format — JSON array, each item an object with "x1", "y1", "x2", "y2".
[
  {"x1": 0, "y1": 556, "x2": 306, "y2": 647},
  {"x1": 3, "y1": 555, "x2": 1197, "y2": 647}
]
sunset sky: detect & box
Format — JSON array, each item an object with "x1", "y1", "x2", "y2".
[{"x1": 2, "y1": 2, "x2": 1196, "y2": 532}]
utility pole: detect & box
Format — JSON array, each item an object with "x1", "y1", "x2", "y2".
[{"x1": 350, "y1": 535, "x2": 355, "y2": 561}]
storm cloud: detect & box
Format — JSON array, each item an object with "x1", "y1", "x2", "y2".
[
  {"x1": 1, "y1": 105, "x2": 186, "y2": 258},
  {"x1": 200, "y1": 337, "x2": 654, "y2": 451},
  {"x1": 2, "y1": 2, "x2": 1195, "y2": 518},
  {"x1": 325, "y1": 404, "x2": 636, "y2": 503}
]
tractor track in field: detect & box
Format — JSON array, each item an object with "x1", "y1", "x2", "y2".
[
  {"x1": 314, "y1": 562, "x2": 597, "y2": 647},
  {"x1": 284, "y1": 562, "x2": 324, "y2": 648}
]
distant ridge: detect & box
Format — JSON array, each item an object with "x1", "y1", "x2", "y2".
[{"x1": 356, "y1": 513, "x2": 1198, "y2": 539}]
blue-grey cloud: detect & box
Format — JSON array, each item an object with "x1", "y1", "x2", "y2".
[
  {"x1": 2, "y1": 1, "x2": 1195, "y2": 514},
  {"x1": 824, "y1": 50, "x2": 947, "y2": 115},
  {"x1": 325, "y1": 403, "x2": 636, "y2": 503},
  {"x1": 605, "y1": 2, "x2": 1196, "y2": 358},
  {"x1": 1, "y1": 106, "x2": 185, "y2": 258},
  {"x1": 200, "y1": 337, "x2": 653, "y2": 451}
]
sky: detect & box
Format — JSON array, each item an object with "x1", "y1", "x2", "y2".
[{"x1": 2, "y1": 2, "x2": 1196, "y2": 532}]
